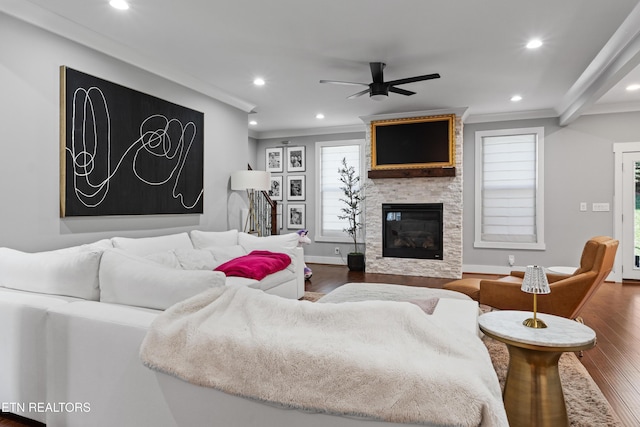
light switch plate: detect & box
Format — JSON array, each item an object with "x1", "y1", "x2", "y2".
[{"x1": 592, "y1": 203, "x2": 610, "y2": 212}]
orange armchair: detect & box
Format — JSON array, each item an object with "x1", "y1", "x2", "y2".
[{"x1": 444, "y1": 236, "x2": 618, "y2": 319}]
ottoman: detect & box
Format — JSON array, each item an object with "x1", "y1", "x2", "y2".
[
  {"x1": 443, "y1": 278, "x2": 483, "y2": 301},
  {"x1": 318, "y1": 282, "x2": 481, "y2": 337},
  {"x1": 443, "y1": 275, "x2": 524, "y2": 305}
]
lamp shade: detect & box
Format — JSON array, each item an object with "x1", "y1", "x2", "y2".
[
  {"x1": 521, "y1": 265, "x2": 550, "y2": 294},
  {"x1": 231, "y1": 170, "x2": 271, "y2": 191}
]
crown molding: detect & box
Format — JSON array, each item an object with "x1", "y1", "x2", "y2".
[
  {"x1": 0, "y1": 1, "x2": 256, "y2": 113},
  {"x1": 253, "y1": 124, "x2": 365, "y2": 140},
  {"x1": 582, "y1": 101, "x2": 640, "y2": 116},
  {"x1": 359, "y1": 107, "x2": 469, "y2": 124},
  {"x1": 464, "y1": 108, "x2": 558, "y2": 124}
]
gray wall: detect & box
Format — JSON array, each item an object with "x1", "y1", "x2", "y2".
[
  {"x1": 464, "y1": 112, "x2": 639, "y2": 272},
  {"x1": 257, "y1": 112, "x2": 640, "y2": 272},
  {"x1": 0, "y1": 13, "x2": 250, "y2": 251},
  {"x1": 257, "y1": 132, "x2": 364, "y2": 263}
]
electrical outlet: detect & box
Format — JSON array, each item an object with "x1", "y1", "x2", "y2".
[
  {"x1": 508, "y1": 255, "x2": 515, "y2": 266},
  {"x1": 334, "y1": 247, "x2": 340, "y2": 255}
]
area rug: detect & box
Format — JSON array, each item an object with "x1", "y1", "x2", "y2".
[
  {"x1": 300, "y1": 291, "x2": 325, "y2": 302},
  {"x1": 484, "y1": 336, "x2": 621, "y2": 427},
  {"x1": 305, "y1": 292, "x2": 620, "y2": 426}
]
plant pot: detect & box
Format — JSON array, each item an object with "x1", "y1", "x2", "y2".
[{"x1": 347, "y1": 253, "x2": 365, "y2": 271}]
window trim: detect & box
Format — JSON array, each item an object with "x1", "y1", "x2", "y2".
[
  {"x1": 474, "y1": 127, "x2": 545, "y2": 250},
  {"x1": 314, "y1": 139, "x2": 365, "y2": 243}
]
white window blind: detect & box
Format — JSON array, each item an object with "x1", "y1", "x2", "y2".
[
  {"x1": 315, "y1": 141, "x2": 362, "y2": 241},
  {"x1": 475, "y1": 128, "x2": 545, "y2": 250}
]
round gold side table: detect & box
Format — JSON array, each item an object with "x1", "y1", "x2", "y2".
[{"x1": 479, "y1": 310, "x2": 596, "y2": 427}]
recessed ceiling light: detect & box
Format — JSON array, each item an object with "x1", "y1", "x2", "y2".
[
  {"x1": 526, "y1": 39, "x2": 543, "y2": 49},
  {"x1": 626, "y1": 84, "x2": 640, "y2": 91},
  {"x1": 253, "y1": 78, "x2": 265, "y2": 86},
  {"x1": 109, "y1": 0, "x2": 129, "y2": 10},
  {"x1": 315, "y1": 113, "x2": 325, "y2": 119},
  {"x1": 249, "y1": 120, "x2": 258, "y2": 126},
  {"x1": 511, "y1": 95, "x2": 523, "y2": 102}
]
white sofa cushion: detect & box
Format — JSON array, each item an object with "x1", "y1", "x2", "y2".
[
  {"x1": 99, "y1": 250, "x2": 225, "y2": 310},
  {"x1": 144, "y1": 251, "x2": 182, "y2": 269},
  {"x1": 0, "y1": 247, "x2": 102, "y2": 300},
  {"x1": 81, "y1": 238, "x2": 114, "y2": 251},
  {"x1": 112, "y1": 232, "x2": 194, "y2": 256},
  {"x1": 238, "y1": 232, "x2": 298, "y2": 255},
  {"x1": 207, "y1": 245, "x2": 247, "y2": 264},
  {"x1": 174, "y1": 248, "x2": 221, "y2": 270},
  {"x1": 190, "y1": 229, "x2": 239, "y2": 249}
]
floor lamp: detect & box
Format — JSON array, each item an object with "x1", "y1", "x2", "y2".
[{"x1": 231, "y1": 170, "x2": 271, "y2": 235}]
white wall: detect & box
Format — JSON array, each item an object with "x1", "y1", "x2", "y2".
[{"x1": 0, "y1": 12, "x2": 250, "y2": 251}]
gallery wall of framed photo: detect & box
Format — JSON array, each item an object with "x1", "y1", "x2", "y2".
[
  {"x1": 258, "y1": 132, "x2": 364, "y2": 257},
  {"x1": 265, "y1": 145, "x2": 307, "y2": 230}
]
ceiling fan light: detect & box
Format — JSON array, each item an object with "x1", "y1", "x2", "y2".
[{"x1": 371, "y1": 94, "x2": 387, "y2": 101}]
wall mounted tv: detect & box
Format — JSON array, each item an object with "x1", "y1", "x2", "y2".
[{"x1": 371, "y1": 114, "x2": 455, "y2": 171}]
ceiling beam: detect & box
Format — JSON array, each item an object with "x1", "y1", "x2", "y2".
[{"x1": 557, "y1": 2, "x2": 640, "y2": 126}]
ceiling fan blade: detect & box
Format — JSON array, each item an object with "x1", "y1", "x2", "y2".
[
  {"x1": 347, "y1": 88, "x2": 371, "y2": 99},
  {"x1": 319, "y1": 80, "x2": 369, "y2": 86},
  {"x1": 389, "y1": 87, "x2": 416, "y2": 96},
  {"x1": 385, "y1": 73, "x2": 441, "y2": 86},
  {"x1": 370, "y1": 62, "x2": 386, "y2": 83}
]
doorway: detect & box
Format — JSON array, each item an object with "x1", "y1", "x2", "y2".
[{"x1": 614, "y1": 143, "x2": 640, "y2": 280}]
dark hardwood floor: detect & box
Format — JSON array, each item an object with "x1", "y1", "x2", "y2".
[{"x1": 2, "y1": 264, "x2": 639, "y2": 426}]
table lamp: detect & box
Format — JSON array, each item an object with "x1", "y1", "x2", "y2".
[
  {"x1": 521, "y1": 265, "x2": 551, "y2": 328},
  {"x1": 231, "y1": 170, "x2": 271, "y2": 235}
]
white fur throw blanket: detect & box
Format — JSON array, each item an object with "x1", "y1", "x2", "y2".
[{"x1": 140, "y1": 286, "x2": 508, "y2": 427}]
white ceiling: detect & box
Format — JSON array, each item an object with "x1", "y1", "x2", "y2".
[{"x1": 3, "y1": 0, "x2": 640, "y2": 138}]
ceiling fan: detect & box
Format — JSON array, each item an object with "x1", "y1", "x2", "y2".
[{"x1": 320, "y1": 62, "x2": 440, "y2": 101}]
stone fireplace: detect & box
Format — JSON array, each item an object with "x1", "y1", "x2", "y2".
[{"x1": 361, "y1": 108, "x2": 466, "y2": 279}]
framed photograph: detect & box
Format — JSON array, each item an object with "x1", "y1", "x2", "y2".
[
  {"x1": 276, "y1": 203, "x2": 283, "y2": 230},
  {"x1": 287, "y1": 204, "x2": 305, "y2": 229},
  {"x1": 287, "y1": 175, "x2": 305, "y2": 201},
  {"x1": 266, "y1": 147, "x2": 283, "y2": 173},
  {"x1": 286, "y1": 146, "x2": 305, "y2": 172},
  {"x1": 268, "y1": 176, "x2": 283, "y2": 201}
]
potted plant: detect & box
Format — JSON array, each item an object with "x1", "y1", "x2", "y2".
[{"x1": 337, "y1": 157, "x2": 365, "y2": 271}]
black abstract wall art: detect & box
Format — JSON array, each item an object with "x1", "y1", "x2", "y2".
[{"x1": 60, "y1": 66, "x2": 204, "y2": 217}]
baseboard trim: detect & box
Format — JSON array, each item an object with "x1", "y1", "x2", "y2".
[
  {"x1": 305, "y1": 258, "x2": 517, "y2": 274},
  {"x1": 305, "y1": 255, "x2": 347, "y2": 266},
  {"x1": 462, "y1": 264, "x2": 518, "y2": 275}
]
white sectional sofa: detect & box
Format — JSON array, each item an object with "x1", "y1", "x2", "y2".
[
  {"x1": 0, "y1": 229, "x2": 304, "y2": 424},
  {"x1": 0, "y1": 230, "x2": 493, "y2": 427}
]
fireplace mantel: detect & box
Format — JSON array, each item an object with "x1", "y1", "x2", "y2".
[{"x1": 368, "y1": 167, "x2": 456, "y2": 179}]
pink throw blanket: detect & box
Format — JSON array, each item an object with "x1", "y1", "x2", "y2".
[{"x1": 214, "y1": 250, "x2": 291, "y2": 280}]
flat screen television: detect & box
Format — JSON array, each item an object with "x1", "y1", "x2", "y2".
[{"x1": 371, "y1": 114, "x2": 455, "y2": 170}]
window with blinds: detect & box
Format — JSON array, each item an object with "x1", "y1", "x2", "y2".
[
  {"x1": 474, "y1": 127, "x2": 545, "y2": 250},
  {"x1": 315, "y1": 140, "x2": 363, "y2": 241}
]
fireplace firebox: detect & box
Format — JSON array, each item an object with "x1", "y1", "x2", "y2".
[{"x1": 382, "y1": 203, "x2": 443, "y2": 260}]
